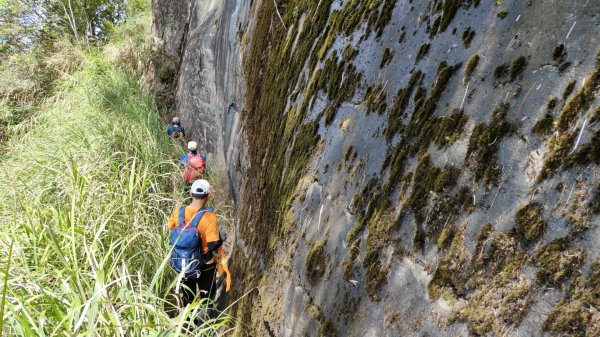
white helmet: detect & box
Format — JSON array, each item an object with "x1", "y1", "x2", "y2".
[
  {"x1": 191, "y1": 179, "x2": 210, "y2": 196},
  {"x1": 187, "y1": 141, "x2": 198, "y2": 151}
]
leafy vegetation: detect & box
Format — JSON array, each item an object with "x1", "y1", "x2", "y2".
[
  {"x1": 0, "y1": 0, "x2": 147, "y2": 56},
  {"x1": 0, "y1": 8, "x2": 230, "y2": 336}
]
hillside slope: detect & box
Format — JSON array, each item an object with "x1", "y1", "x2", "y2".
[{"x1": 0, "y1": 13, "x2": 232, "y2": 336}]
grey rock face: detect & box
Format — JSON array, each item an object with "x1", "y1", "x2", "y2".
[
  {"x1": 151, "y1": 0, "x2": 189, "y2": 57},
  {"x1": 153, "y1": 0, "x2": 248, "y2": 170},
  {"x1": 154, "y1": 0, "x2": 600, "y2": 336}
]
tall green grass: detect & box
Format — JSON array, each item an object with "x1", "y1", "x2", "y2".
[{"x1": 0, "y1": 13, "x2": 231, "y2": 336}]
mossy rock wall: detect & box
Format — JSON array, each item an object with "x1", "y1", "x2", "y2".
[{"x1": 153, "y1": 0, "x2": 600, "y2": 336}]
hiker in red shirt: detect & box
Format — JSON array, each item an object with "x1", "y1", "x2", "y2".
[{"x1": 180, "y1": 141, "x2": 206, "y2": 182}]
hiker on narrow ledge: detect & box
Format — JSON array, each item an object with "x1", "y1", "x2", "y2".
[
  {"x1": 168, "y1": 179, "x2": 223, "y2": 308},
  {"x1": 167, "y1": 116, "x2": 185, "y2": 139},
  {"x1": 181, "y1": 141, "x2": 206, "y2": 182}
]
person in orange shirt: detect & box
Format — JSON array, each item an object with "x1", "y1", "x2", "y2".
[{"x1": 168, "y1": 179, "x2": 221, "y2": 306}]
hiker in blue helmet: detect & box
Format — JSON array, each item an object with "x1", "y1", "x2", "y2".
[{"x1": 167, "y1": 116, "x2": 185, "y2": 139}]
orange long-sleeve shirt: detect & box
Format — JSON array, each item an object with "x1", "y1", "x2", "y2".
[{"x1": 168, "y1": 206, "x2": 220, "y2": 257}]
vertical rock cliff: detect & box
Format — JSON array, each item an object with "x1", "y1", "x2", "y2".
[
  {"x1": 153, "y1": 0, "x2": 600, "y2": 336},
  {"x1": 152, "y1": 0, "x2": 247, "y2": 171}
]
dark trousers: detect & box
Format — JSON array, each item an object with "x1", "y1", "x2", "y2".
[{"x1": 181, "y1": 263, "x2": 217, "y2": 306}]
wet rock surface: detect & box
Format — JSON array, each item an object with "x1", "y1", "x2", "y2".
[{"x1": 154, "y1": 0, "x2": 600, "y2": 336}]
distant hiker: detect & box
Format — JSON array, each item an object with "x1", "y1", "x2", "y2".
[
  {"x1": 168, "y1": 179, "x2": 225, "y2": 307},
  {"x1": 181, "y1": 141, "x2": 206, "y2": 182},
  {"x1": 167, "y1": 117, "x2": 185, "y2": 139}
]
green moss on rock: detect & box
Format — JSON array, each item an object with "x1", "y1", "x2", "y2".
[
  {"x1": 311, "y1": 50, "x2": 363, "y2": 125},
  {"x1": 547, "y1": 97, "x2": 558, "y2": 110},
  {"x1": 318, "y1": 317, "x2": 337, "y2": 337},
  {"x1": 465, "y1": 103, "x2": 516, "y2": 185},
  {"x1": 427, "y1": 186, "x2": 474, "y2": 242},
  {"x1": 342, "y1": 44, "x2": 359, "y2": 62},
  {"x1": 553, "y1": 44, "x2": 567, "y2": 63},
  {"x1": 537, "y1": 52, "x2": 600, "y2": 180},
  {"x1": 508, "y1": 56, "x2": 527, "y2": 81},
  {"x1": 407, "y1": 153, "x2": 464, "y2": 251},
  {"x1": 404, "y1": 62, "x2": 462, "y2": 153},
  {"x1": 342, "y1": 238, "x2": 361, "y2": 280},
  {"x1": 557, "y1": 52, "x2": 600, "y2": 131},
  {"x1": 364, "y1": 84, "x2": 388, "y2": 114},
  {"x1": 591, "y1": 105, "x2": 600, "y2": 124},
  {"x1": 380, "y1": 47, "x2": 393, "y2": 68},
  {"x1": 452, "y1": 230, "x2": 532, "y2": 336},
  {"x1": 532, "y1": 238, "x2": 585, "y2": 287},
  {"x1": 563, "y1": 80, "x2": 577, "y2": 99},
  {"x1": 344, "y1": 145, "x2": 356, "y2": 162},
  {"x1": 552, "y1": 45, "x2": 570, "y2": 72},
  {"x1": 592, "y1": 183, "x2": 600, "y2": 214},
  {"x1": 532, "y1": 114, "x2": 554, "y2": 138},
  {"x1": 385, "y1": 70, "x2": 421, "y2": 142},
  {"x1": 410, "y1": 153, "x2": 458, "y2": 226},
  {"x1": 363, "y1": 208, "x2": 393, "y2": 300},
  {"x1": 543, "y1": 258, "x2": 600, "y2": 336},
  {"x1": 496, "y1": 8, "x2": 508, "y2": 19},
  {"x1": 438, "y1": 0, "x2": 464, "y2": 34},
  {"x1": 347, "y1": 178, "x2": 382, "y2": 243},
  {"x1": 398, "y1": 29, "x2": 407, "y2": 43},
  {"x1": 415, "y1": 43, "x2": 430, "y2": 64},
  {"x1": 493, "y1": 63, "x2": 509, "y2": 80},
  {"x1": 429, "y1": 224, "x2": 469, "y2": 299},
  {"x1": 306, "y1": 302, "x2": 337, "y2": 337},
  {"x1": 464, "y1": 53, "x2": 479, "y2": 81},
  {"x1": 437, "y1": 224, "x2": 455, "y2": 248},
  {"x1": 429, "y1": 16, "x2": 441, "y2": 39},
  {"x1": 306, "y1": 240, "x2": 329, "y2": 285},
  {"x1": 312, "y1": 0, "x2": 397, "y2": 62},
  {"x1": 538, "y1": 131, "x2": 576, "y2": 181},
  {"x1": 465, "y1": 223, "x2": 494, "y2": 288},
  {"x1": 374, "y1": 0, "x2": 396, "y2": 38},
  {"x1": 514, "y1": 201, "x2": 547, "y2": 243},
  {"x1": 236, "y1": 4, "x2": 336, "y2": 324},
  {"x1": 455, "y1": 252, "x2": 531, "y2": 335},
  {"x1": 433, "y1": 109, "x2": 469, "y2": 147},
  {"x1": 434, "y1": 165, "x2": 460, "y2": 192},
  {"x1": 462, "y1": 27, "x2": 475, "y2": 48},
  {"x1": 569, "y1": 129, "x2": 600, "y2": 166}
]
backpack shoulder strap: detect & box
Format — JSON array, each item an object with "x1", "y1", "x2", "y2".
[
  {"x1": 177, "y1": 206, "x2": 186, "y2": 227},
  {"x1": 190, "y1": 209, "x2": 207, "y2": 228}
]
